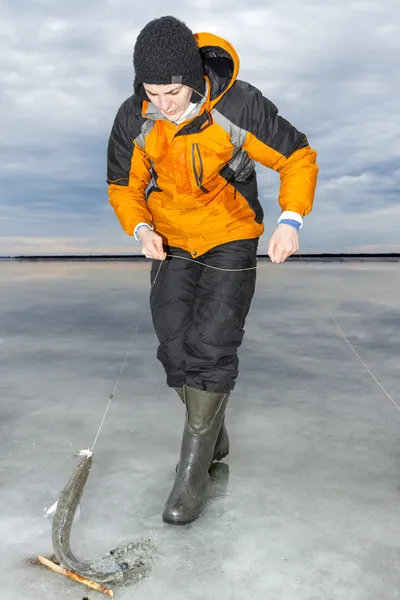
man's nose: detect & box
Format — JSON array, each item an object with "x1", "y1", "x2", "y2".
[{"x1": 159, "y1": 96, "x2": 171, "y2": 111}]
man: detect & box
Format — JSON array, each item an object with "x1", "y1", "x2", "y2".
[{"x1": 107, "y1": 16, "x2": 318, "y2": 526}]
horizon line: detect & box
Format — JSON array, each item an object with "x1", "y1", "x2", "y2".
[{"x1": 1, "y1": 252, "x2": 400, "y2": 261}]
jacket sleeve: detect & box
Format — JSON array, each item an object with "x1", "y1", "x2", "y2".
[
  {"x1": 107, "y1": 99, "x2": 153, "y2": 236},
  {"x1": 241, "y1": 87, "x2": 319, "y2": 217}
]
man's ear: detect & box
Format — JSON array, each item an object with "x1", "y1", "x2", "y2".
[{"x1": 134, "y1": 81, "x2": 150, "y2": 101}]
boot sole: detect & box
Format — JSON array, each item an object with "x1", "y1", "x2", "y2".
[{"x1": 162, "y1": 513, "x2": 200, "y2": 526}]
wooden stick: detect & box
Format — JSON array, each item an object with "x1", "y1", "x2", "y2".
[{"x1": 38, "y1": 555, "x2": 114, "y2": 597}]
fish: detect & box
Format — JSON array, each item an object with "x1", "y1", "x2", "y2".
[{"x1": 51, "y1": 449, "x2": 157, "y2": 586}]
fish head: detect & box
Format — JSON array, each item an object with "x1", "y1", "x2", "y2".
[{"x1": 74, "y1": 453, "x2": 93, "y2": 477}]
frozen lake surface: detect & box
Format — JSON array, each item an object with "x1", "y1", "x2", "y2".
[{"x1": 1, "y1": 259, "x2": 399, "y2": 599}]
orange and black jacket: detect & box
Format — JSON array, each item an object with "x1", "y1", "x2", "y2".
[{"x1": 107, "y1": 32, "x2": 319, "y2": 258}]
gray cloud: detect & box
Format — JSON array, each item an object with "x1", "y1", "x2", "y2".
[{"x1": 1, "y1": 0, "x2": 399, "y2": 255}]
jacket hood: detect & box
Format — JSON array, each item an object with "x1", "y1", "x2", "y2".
[
  {"x1": 140, "y1": 32, "x2": 240, "y2": 121},
  {"x1": 194, "y1": 32, "x2": 240, "y2": 106}
]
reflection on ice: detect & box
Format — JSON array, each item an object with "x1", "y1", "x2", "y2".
[{"x1": 1, "y1": 261, "x2": 400, "y2": 599}]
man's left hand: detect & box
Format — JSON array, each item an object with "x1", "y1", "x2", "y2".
[{"x1": 267, "y1": 224, "x2": 299, "y2": 263}]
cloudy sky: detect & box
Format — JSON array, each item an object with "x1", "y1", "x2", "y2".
[{"x1": 1, "y1": 0, "x2": 399, "y2": 256}]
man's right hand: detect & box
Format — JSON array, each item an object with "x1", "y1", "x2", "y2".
[{"x1": 138, "y1": 228, "x2": 167, "y2": 260}]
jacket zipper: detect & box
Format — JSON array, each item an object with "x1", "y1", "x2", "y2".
[{"x1": 191, "y1": 143, "x2": 208, "y2": 193}]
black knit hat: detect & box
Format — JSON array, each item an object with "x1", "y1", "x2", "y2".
[{"x1": 133, "y1": 16, "x2": 205, "y2": 100}]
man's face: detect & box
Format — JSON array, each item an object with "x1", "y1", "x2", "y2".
[{"x1": 143, "y1": 83, "x2": 193, "y2": 121}]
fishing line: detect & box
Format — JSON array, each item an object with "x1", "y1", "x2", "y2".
[
  {"x1": 90, "y1": 260, "x2": 164, "y2": 452},
  {"x1": 295, "y1": 252, "x2": 399, "y2": 412},
  {"x1": 91, "y1": 250, "x2": 397, "y2": 452},
  {"x1": 163, "y1": 253, "x2": 268, "y2": 272}
]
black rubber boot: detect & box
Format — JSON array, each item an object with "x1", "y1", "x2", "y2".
[
  {"x1": 163, "y1": 386, "x2": 230, "y2": 525},
  {"x1": 174, "y1": 387, "x2": 229, "y2": 468}
]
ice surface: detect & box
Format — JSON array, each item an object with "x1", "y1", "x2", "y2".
[{"x1": 1, "y1": 260, "x2": 400, "y2": 599}]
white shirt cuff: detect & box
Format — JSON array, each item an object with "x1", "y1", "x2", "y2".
[
  {"x1": 134, "y1": 222, "x2": 153, "y2": 241},
  {"x1": 278, "y1": 211, "x2": 303, "y2": 229}
]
